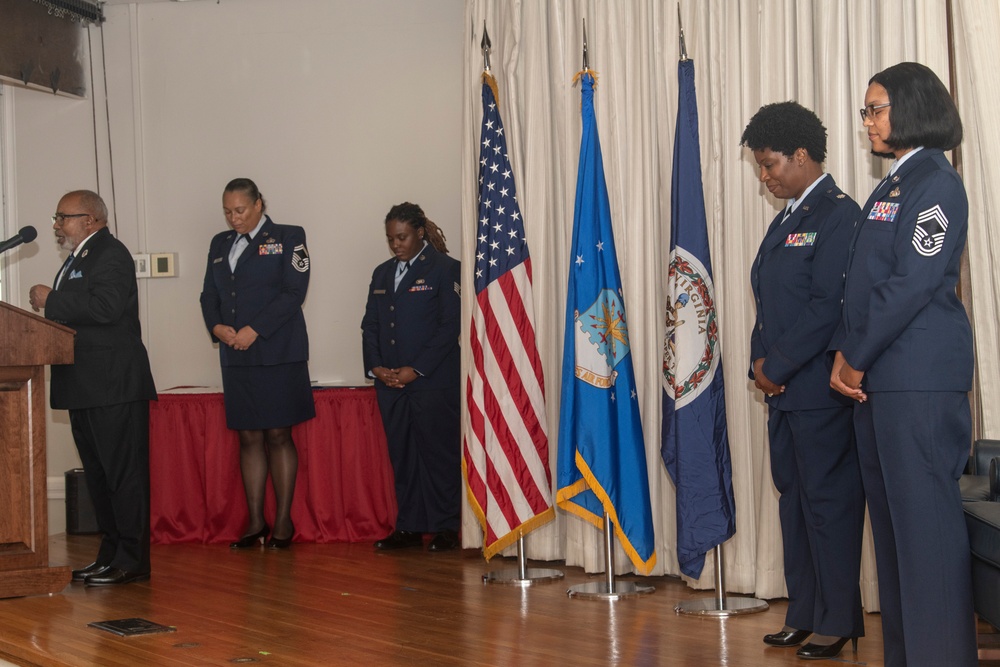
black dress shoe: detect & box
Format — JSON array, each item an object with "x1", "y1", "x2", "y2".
[
  {"x1": 230, "y1": 524, "x2": 269, "y2": 549},
  {"x1": 796, "y1": 637, "x2": 857, "y2": 660},
  {"x1": 267, "y1": 524, "x2": 295, "y2": 550},
  {"x1": 763, "y1": 629, "x2": 812, "y2": 647},
  {"x1": 427, "y1": 531, "x2": 459, "y2": 552},
  {"x1": 72, "y1": 562, "x2": 110, "y2": 583},
  {"x1": 84, "y1": 567, "x2": 151, "y2": 586},
  {"x1": 374, "y1": 530, "x2": 423, "y2": 550}
]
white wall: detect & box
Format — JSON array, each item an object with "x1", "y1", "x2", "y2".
[
  {"x1": 0, "y1": 0, "x2": 465, "y2": 532},
  {"x1": 1, "y1": 81, "x2": 102, "y2": 534},
  {"x1": 105, "y1": 0, "x2": 466, "y2": 389}
]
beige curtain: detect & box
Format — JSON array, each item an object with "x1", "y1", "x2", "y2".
[
  {"x1": 953, "y1": 1, "x2": 1000, "y2": 439},
  {"x1": 459, "y1": 0, "x2": 992, "y2": 611}
]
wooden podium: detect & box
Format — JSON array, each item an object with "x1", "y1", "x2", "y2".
[{"x1": 0, "y1": 301, "x2": 74, "y2": 597}]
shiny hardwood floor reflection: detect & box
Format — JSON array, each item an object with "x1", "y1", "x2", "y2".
[{"x1": 0, "y1": 534, "x2": 993, "y2": 666}]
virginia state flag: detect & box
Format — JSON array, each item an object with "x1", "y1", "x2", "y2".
[
  {"x1": 661, "y1": 58, "x2": 736, "y2": 579},
  {"x1": 556, "y1": 71, "x2": 656, "y2": 575}
]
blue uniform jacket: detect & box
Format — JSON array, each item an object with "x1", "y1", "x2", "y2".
[
  {"x1": 833, "y1": 148, "x2": 973, "y2": 391},
  {"x1": 361, "y1": 245, "x2": 461, "y2": 392},
  {"x1": 749, "y1": 175, "x2": 858, "y2": 411},
  {"x1": 46, "y1": 226, "x2": 157, "y2": 410},
  {"x1": 200, "y1": 216, "x2": 311, "y2": 367}
]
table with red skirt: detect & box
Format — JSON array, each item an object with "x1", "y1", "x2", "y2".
[{"x1": 149, "y1": 386, "x2": 396, "y2": 544}]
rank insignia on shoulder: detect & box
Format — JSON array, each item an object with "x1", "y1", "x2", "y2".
[
  {"x1": 889, "y1": 187, "x2": 900, "y2": 198},
  {"x1": 454, "y1": 282, "x2": 461, "y2": 296},
  {"x1": 912, "y1": 204, "x2": 949, "y2": 257},
  {"x1": 291, "y1": 244, "x2": 309, "y2": 272},
  {"x1": 374, "y1": 289, "x2": 386, "y2": 295},
  {"x1": 785, "y1": 232, "x2": 817, "y2": 247}
]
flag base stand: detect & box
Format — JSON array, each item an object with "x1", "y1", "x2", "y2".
[
  {"x1": 675, "y1": 545, "x2": 768, "y2": 616},
  {"x1": 567, "y1": 580, "x2": 655, "y2": 600},
  {"x1": 566, "y1": 512, "x2": 654, "y2": 601},
  {"x1": 483, "y1": 536, "x2": 564, "y2": 586}
]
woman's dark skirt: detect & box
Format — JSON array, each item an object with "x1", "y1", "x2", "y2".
[{"x1": 221, "y1": 362, "x2": 316, "y2": 430}]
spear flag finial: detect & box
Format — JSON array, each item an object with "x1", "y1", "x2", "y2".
[
  {"x1": 481, "y1": 21, "x2": 492, "y2": 72},
  {"x1": 582, "y1": 18, "x2": 589, "y2": 72},
  {"x1": 678, "y1": 4, "x2": 688, "y2": 61}
]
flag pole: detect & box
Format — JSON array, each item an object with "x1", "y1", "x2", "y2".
[
  {"x1": 567, "y1": 512, "x2": 654, "y2": 600},
  {"x1": 674, "y1": 544, "x2": 768, "y2": 615},
  {"x1": 482, "y1": 534, "x2": 565, "y2": 586},
  {"x1": 562, "y1": 17, "x2": 654, "y2": 602},
  {"x1": 474, "y1": 23, "x2": 562, "y2": 586},
  {"x1": 668, "y1": 7, "x2": 766, "y2": 614}
]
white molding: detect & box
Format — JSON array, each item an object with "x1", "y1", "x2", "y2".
[
  {"x1": 48, "y1": 475, "x2": 67, "y2": 500},
  {"x1": 0, "y1": 83, "x2": 22, "y2": 305}
]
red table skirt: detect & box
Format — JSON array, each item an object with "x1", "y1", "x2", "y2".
[{"x1": 149, "y1": 386, "x2": 396, "y2": 544}]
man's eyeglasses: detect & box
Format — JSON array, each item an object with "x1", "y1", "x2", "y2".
[
  {"x1": 51, "y1": 213, "x2": 90, "y2": 225},
  {"x1": 859, "y1": 102, "x2": 891, "y2": 122}
]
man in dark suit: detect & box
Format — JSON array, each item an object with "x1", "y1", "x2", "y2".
[{"x1": 29, "y1": 189, "x2": 157, "y2": 586}]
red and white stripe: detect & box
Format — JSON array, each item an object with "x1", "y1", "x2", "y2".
[{"x1": 464, "y1": 259, "x2": 553, "y2": 558}]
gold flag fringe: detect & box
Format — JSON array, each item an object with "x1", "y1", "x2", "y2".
[
  {"x1": 572, "y1": 68, "x2": 599, "y2": 87},
  {"x1": 482, "y1": 71, "x2": 500, "y2": 110}
]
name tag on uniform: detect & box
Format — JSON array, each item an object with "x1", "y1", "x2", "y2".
[
  {"x1": 213, "y1": 257, "x2": 224, "y2": 264},
  {"x1": 868, "y1": 201, "x2": 900, "y2": 222},
  {"x1": 784, "y1": 232, "x2": 816, "y2": 247},
  {"x1": 373, "y1": 289, "x2": 386, "y2": 295},
  {"x1": 259, "y1": 243, "x2": 283, "y2": 255},
  {"x1": 409, "y1": 285, "x2": 433, "y2": 292}
]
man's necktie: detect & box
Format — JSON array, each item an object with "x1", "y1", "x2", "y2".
[{"x1": 54, "y1": 253, "x2": 75, "y2": 289}]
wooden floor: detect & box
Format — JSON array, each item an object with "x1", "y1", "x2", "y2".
[{"x1": 0, "y1": 535, "x2": 994, "y2": 666}]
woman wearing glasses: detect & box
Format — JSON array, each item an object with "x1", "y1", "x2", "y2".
[
  {"x1": 741, "y1": 102, "x2": 864, "y2": 660},
  {"x1": 831, "y1": 63, "x2": 976, "y2": 666},
  {"x1": 200, "y1": 178, "x2": 315, "y2": 550}
]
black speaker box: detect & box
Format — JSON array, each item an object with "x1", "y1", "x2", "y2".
[{"x1": 65, "y1": 468, "x2": 100, "y2": 535}]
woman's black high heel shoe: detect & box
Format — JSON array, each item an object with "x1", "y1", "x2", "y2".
[
  {"x1": 230, "y1": 524, "x2": 269, "y2": 549},
  {"x1": 795, "y1": 636, "x2": 858, "y2": 660},
  {"x1": 763, "y1": 628, "x2": 811, "y2": 647},
  {"x1": 266, "y1": 524, "x2": 294, "y2": 549}
]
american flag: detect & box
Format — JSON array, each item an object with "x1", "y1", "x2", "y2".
[{"x1": 463, "y1": 73, "x2": 554, "y2": 559}]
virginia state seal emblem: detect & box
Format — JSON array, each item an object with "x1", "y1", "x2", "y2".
[{"x1": 663, "y1": 247, "x2": 721, "y2": 408}]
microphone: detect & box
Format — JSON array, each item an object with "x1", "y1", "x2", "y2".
[{"x1": 0, "y1": 226, "x2": 37, "y2": 254}]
